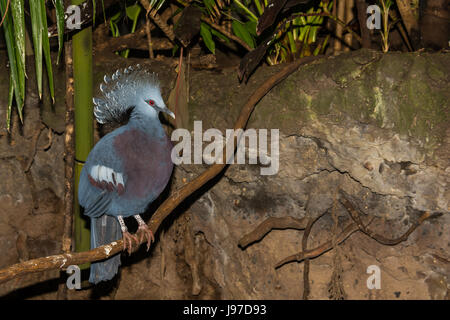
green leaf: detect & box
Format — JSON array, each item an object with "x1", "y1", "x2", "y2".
[
  {"x1": 253, "y1": 0, "x2": 263, "y2": 16},
  {"x1": 203, "y1": 0, "x2": 216, "y2": 17},
  {"x1": 10, "y1": 0, "x2": 25, "y2": 77},
  {"x1": 40, "y1": 0, "x2": 55, "y2": 103},
  {"x1": 7, "y1": 75, "x2": 14, "y2": 132},
  {"x1": 233, "y1": 0, "x2": 258, "y2": 22},
  {"x1": 313, "y1": 34, "x2": 329, "y2": 56},
  {"x1": 110, "y1": 22, "x2": 119, "y2": 37},
  {"x1": 172, "y1": 43, "x2": 179, "y2": 56},
  {"x1": 29, "y1": 0, "x2": 43, "y2": 99},
  {"x1": 123, "y1": 4, "x2": 142, "y2": 58},
  {"x1": 0, "y1": 0, "x2": 24, "y2": 114},
  {"x1": 211, "y1": 28, "x2": 230, "y2": 43},
  {"x1": 298, "y1": 24, "x2": 309, "y2": 42},
  {"x1": 110, "y1": 11, "x2": 121, "y2": 37},
  {"x1": 101, "y1": 0, "x2": 106, "y2": 24},
  {"x1": 8, "y1": 0, "x2": 26, "y2": 98},
  {"x1": 232, "y1": 20, "x2": 255, "y2": 49},
  {"x1": 244, "y1": 20, "x2": 257, "y2": 37},
  {"x1": 292, "y1": 20, "x2": 299, "y2": 40},
  {"x1": 309, "y1": 25, "x2": 318, "y2": 44},
  {"x1": 200, "y1": 22, "x2": 215, "y2": 54},
  {"x1": 53, "y1": 0, "x2": 64, "y2": 64},
  {"x1": 92, "y1": 0, "x2": 96, "y2": 26},
  {"x1": 128, "y1": 4, "x2": 142, "y2": 33},
  {"x1": 126, "y1": 4, "x2": 142, "y2": 30},
  {"x1": 300, "y1": 16, "x2": 307, "y2": 25},
  {"x1": 287, "y1": 30, "x2": 296, "y2": 53},
  {"x1": 149, "y1": 0, "x2": 166, "y2": 11}
]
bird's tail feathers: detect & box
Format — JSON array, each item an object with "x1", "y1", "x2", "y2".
[{"x1": 89, "y1": 215, "x2": 122, "y2": 284}]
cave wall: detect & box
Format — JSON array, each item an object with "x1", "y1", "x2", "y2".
[{"x1": 0, "y1": 49, "x2": 448, "y2": 299}]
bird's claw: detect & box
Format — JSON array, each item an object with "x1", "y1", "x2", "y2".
[
  {"x1": 122, "y1": 231, "x2": 139, "y2": 254},
  {"x1": 137, "y1": 224, "x2": 155, "y2": 251}
]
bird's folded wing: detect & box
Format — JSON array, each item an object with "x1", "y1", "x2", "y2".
[
  {"x1": 88, "y1": 164, "x2": 125, "y2": 195},
  {"x1": 83, "y1": 190, "x2": 112, "y2": 218}
]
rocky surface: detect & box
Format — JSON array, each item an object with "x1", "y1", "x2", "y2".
[{"x1": 0, "y1": 49, "x2": 448, "y2": 299}]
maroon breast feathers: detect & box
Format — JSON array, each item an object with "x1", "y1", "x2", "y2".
[{"x1": 113, "y1": 129, "x2": 173, "y2": 199}]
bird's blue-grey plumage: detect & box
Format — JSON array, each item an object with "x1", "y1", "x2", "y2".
[{"x1": 78, "y1": 65, "x2": 174, "y2": 284}]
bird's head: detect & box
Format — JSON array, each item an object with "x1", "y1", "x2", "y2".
[
  {"x1": 93, "y1": 65, "x2": 175, "y2": 125},
  {"x1": 139, "y1": 87, "x2": 175, "y2": 120}
]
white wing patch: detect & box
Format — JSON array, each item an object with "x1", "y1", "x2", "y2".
[{"x1": 89, "y1": 165, "x2": 125, "y2": 195}]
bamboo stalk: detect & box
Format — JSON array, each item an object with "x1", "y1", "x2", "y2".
[
  {"x1": 344, "y1": 0, "x2": 354, "y2": 52},
  {"x1": 395, "y1": 0, "x2": 419, "y2": 48},
  {"x1": 72, "y1": 0, "x2": 93, "y2": 272},
  {"x1": 334, "y1": 0, "x2": 346, "y2": 54},
  {"x1": 355, "y1": 0, "x2": 371, "y2": 48}
]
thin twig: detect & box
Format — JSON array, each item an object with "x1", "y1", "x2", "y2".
[
  {"x1": 334, "y1": 0, "x2": 346, "y2": 53},
  {"x1": 328, "y1": 192, "x2": 346, "y2": 300},
  {"x1": 24, "y1": 124, "x2": 45, "y2": 173},
  {"x1": 139, "y1": 0, "x2": 175, "y2": 42},
  {"x1": 300, "y1": 212, "x2": 326, "y2": 300},
  {"x1": 202, "y1": 17, "x2": 253, "y2": 51},
  {"x1": 338, "y1": 190, "x2": 439, "y2": 246},
  {"x1": 301, "y1": 217, "x2": 315, "y2": 300},
  {"x1": 174, "y1": 47, "x2": 183, "y2": 128},
  {"x1": 95, "y1": 26, "x2": 173, "y2": 55},
  {"x1": 275, "y1": 222, "x2": 360, "y2": 269},
  {"x1": 389, "y1": 9, "x2": 413, "y2": 51},
  {"x1": 0, "y1": 0, "x2": 10, "y2": 28},
  {"x1": 56, "y1": 41, "x2": 75, "y2": 300},
  {"x1": 238, "y1": 216, "x2": 309, "y2": 249},
  {"x1": 145, "y1": 15, "x2": 154, "y2": 59},
  {"x1": 276, "y1": 190, "x2": 440, "y2": 269},
  {"x1": 39, "y1": 127, "x2": 53, "y2": 151}
]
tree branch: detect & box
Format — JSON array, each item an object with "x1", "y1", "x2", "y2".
[
  {"x1": 139, "y1": 0, "x2": 176, "y2": 43},
  {"x1": 355, "y1": 0, "x2": 371, "y2": 48},
  {"x1": 338, "y1": 190, "x2": 439, "y2": 246},
  {"x1": 56, "y1": 40, "x2": 75, "y2": 300},
  {"x1": 275, "y1": 222, "x2": 360, "y2": 268},
  {"x1": 94, "y1": 26, "x2": 174, "y2": 55},
  {"x1": 238, "y1": 216, "x2": 309, "y2": 249},
  {"x1": 301, "y1": 212, "x2": 324, "y2": 300}
]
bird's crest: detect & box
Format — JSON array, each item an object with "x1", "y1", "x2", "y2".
[{"x1": 93, "y1": 64, "x2": 160, "y2": 124}]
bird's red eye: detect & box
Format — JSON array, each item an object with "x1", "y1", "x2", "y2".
[{"x1": 147, "y1": 99, "x2": 155, "y2": 106}]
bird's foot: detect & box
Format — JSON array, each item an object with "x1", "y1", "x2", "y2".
[
  {"x1": 122, "y1": 231, "x2": 139, "y2": 255},
  {"x1": 137, "y1": 224, "x2": 155, "y2": 251}
]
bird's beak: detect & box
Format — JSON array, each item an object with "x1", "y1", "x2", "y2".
[{"x1": 163, "y1": 108, "x2": 175, "y2": 119}]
